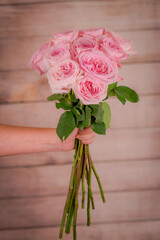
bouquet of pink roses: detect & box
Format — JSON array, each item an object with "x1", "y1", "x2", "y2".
[{"x1": 30, "y1": 28, "x2": 139, "y2": 240}]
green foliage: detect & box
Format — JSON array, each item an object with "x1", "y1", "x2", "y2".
[
  {"x1": 83, "y1": 106, "x2": 92, "y2": 128},
  {"x1": 114, "y1": 86, "x2": 139, "y2": 104},
  {"x1": 107, "y1": 82, "x2": 117, "y2": 96},
  {"x1": 103, "y1": 82, "x2": 117, "y2": 100},
  {"x1": 101, "y1": 102, "x2": 111, "y2": 129},
  {"x1": 89, "y1": 104, "x2": 104, "y2": 123},
  {"x1": 77, "y1": 121, "x2": 84, "y2": 130},
  {"x1": 48, "y1": 85, "x2": 139, "y2": 140},
  {"x1": 47, "y1": 93, "x2": 64, "y2": 101},
  {"x1": 71, "y1": 107, "x2": 85, "y2": 123},
  {"x1": 91, "y1": 122, "x2": 106, "y2": 135},
  {"x1": 115, "y1": 93, "x2": 126, "y2": 105},
  {"x1": 70, "y1": 90, "x2": 78, "y2": 103},
  {"x1": 56, "y1": 111, "x2": 76, "y2": 141},
  {"x1": 56, "y1": 98, "x2": 72, "y2": 110}
]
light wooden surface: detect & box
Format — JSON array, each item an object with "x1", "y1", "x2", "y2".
[
  {"x1": 1, "y1": 221, "x2": 160, "y2": 240},
  {"x1": 0, "y1": 160, "x2": 160, "y2": 198},
  {"x1": 0, "y1": 1, "x2": 159, "y2": 38},
  {"x1": 0, "y1": 0, "x2": 160, "y2": 239},
  {"x1": 1, "y1": 190, "x2": 160, "y2": 229}
]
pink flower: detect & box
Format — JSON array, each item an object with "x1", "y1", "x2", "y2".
[
  {"x1": 71, "y1": 36, "x2": 98, "y2": 58},
  {"x1": 30, "y1": 42, "x2": 50, "y2": 75},
  {"x1": 79, "y1": 50, "x2": 119, "y2": 83},
  {"x1": 30, "y1": 41, "x2": 71, "y2": 75},
  {"x1": 46, "y1": 42, "x2": 71, "y2": 64},
  {"x1": 80, "y1": 28, "x2": 105, "y2": 38},
  {"x1": 53, "y1": 30, "x2": 79, "y2": 43},
  {"x1": 47, "y1": 59, "x2": 81, "y2": 94},
  {"x1": 108, "y1": 31, "x2": 136, "y2": 56},
  {"x1": 73, "y1": 75, "x2": 108, "y2": 105},
  {"x1": 99, "y1": 36, "x2": 128, "y2": 61}
]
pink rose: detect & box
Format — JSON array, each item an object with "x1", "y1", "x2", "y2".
[
  {"x1": 99, "y1": 36, "x2": 128, "y2": 61},
  {"x1": 73, "y1": 75, "x2": 108, "y2": 105},
  {"x1": 53, "y1": 30, "x2": 79, "y2": 43},
  {"x1": 79, "y1": 50, "x2": 119, "y2": 83},
  {"x1": 30, "y1": 41, "x2": 71, "y2": 75},
  {"x1": 30, "y1": 42, "x2": 50, "y2": 75},
  {"x1": 71, "y1": 37, "x2": 98, "y2": 58},
  {"x1": 46, "y1": 42, "x2": 71, "y2": 64},
  {"x1": 80, "y1": 28, "x2": 105, "y2": 38},
  {"x1": 47, "y1": 59, "x2": 81, "y2": 94},
  {"x1": 108, "y1": 31, "x2": 136, "y2": 56}
]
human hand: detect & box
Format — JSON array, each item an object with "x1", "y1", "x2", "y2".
[{"x1": 60, "y1": 127, "x2": 96, "y2": 151}]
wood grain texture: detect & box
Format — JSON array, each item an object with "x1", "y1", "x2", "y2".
[
  {"x1": 0, "y1": 220, "x2": 160, "y2": 240},
  {"x1": 0, "y1": 127, "x2": 160, "y2": 167},
  {"x1": 0, "y1": 160, "x2": 160, "y2": 198},
  {"x1": 0, "y1": 0, "x2": 159, "y2": 38},
  {"x1": 0, "y1": 190, "x2": 160, "y2": 229},
  {"x1": 0, "y1": 30, "x2": 160, "y2": 72},
  {"x1": 0, "y1": 95, "x2": 159, "y2": 129},
  {"x1": 0, "y1": 0, "x2": 159, "y2": 237},
  {"x1": 0, "y1": 63, "x2": 160, "y2": 103}
]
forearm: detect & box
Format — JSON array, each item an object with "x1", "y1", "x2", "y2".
[{"x1": 0, "y1": 124, "x2": 62, "y2": 156}]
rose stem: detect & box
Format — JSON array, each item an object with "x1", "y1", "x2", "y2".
[
  {"x1": 81, "y1": 144, "x2": 87, "y2": 209},
  {"x1": 86, "y1": 144, "x2": 92, "y2": 226},
  {"x1": 87, "y1": 146, "x2": 106, "y2": 203},
  {"x1": 59, "y1": 139, "x2": 79, "y2": 239},
  {"x1": 65, "y1": 139, "x2": 81, "y2": 233},
  {"x1": 73, "y1": 140, "x2": 83, "y2": 240},
  {"x1": 66, "y1": 140, "x2": 79, "y2": 213},
  {"x1": 85, "y1": 163, "x2": 95, "y2": 210},
  {"x1": 65, "y1": 194, "x2": 75, "y2": 234},
  {"x1": 65, "y1": 168, "x2": 76, "y2": 234}
]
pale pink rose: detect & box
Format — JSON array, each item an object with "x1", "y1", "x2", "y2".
[
  {"x1": 53, "y1": 30, "x2": 79, "y2": 43},
  {"x1": 99, "y1": 36, "x2": 128, "y2": 61},
  {"x1": 71, "y1": 36, "x2": 98, "y2": 58},
  {"x1": 47, "y1": 59, "x2": 81, "y2": 94},
  {"x1": 73, "y1": 75, "x2": 108, "y2": 105},
  {"x1": 30, "y1": 42, "x2": 50, "y2": 75},
  {"x1": 30, "y1": 41, "x2": 71, "y2": 75},
  {"x1": 108, "y1": 31, "x2": 136, "y2": 55},
  {"x1": 45, "y1": 42, "x2": 71, "y2": 65},
  {"x1": 80, "y1": 28, "x2": 105, "y2": 38},
  {"x1": 79, "y1": 50, "x2": 119, "y2": 83}
]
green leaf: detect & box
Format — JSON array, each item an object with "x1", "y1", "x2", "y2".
[
  {"x1": 56, "y1": 99, "x2": 72, "y2": 110},
  {"x1": 77, "y1": 121, "x2": 84, "y2": 130},
  {"x1": 71, "y1": 107, "x2": 85, "y2": 123},
  {"x1": 89, "y1": 104, "x2": 104, "y2": 123},
  {"x1": 103, "y1": 82, "x2": 117, "y2": 100},
  {"x1": 107, "y1": 82, "x2": 117, "y2": 95},
  {"x1": 56, "y1": 111, "x2": 76, "y2": 141},
  {"x1": 114, "y1": 86, "x2": 139, "y2": 103},
  {"x1": 91, "y1": 122, "x2": 106, "y2": 135},
  {"x1": 70, "y1": 90, "x2": 78, "y2": 103},
  {"x1": 116, "y1": 93, "x2": 126, "y2": 105},
  {"x1": 47, "y1": 94, "x2": 64, "y2": 101},
  {"x1": 83, "y1": 106, "x2": 92, "y2": 128},
  {"x1": 101, "y1": 102, "x2": 111, "y2": 129}
]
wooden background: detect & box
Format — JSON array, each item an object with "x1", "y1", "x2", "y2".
[{"x1": 0, "y1": 0, "x2": 160, "y2": 239}]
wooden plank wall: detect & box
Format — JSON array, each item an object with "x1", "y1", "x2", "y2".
[{"x1": 0, "y1": 0, "x2": 160, "y2": 239}]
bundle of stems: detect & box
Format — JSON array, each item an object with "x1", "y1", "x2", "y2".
[{"x1": 59, "y1": 139, "x2": 106, "y2": 240}]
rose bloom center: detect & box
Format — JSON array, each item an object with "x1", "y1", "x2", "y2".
[
  {"x1": 56, "y1": 63, "x2": 75, "y2": 80},
  {"x1": 50, "y1": 48, "x2": 63, "y2": 57},
  {"x1": 83, "y1": 81, "x2": 100, "y2": 95},
  {"x1": 87, "y1": 58, "x2": 108, "y2": 74}
]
